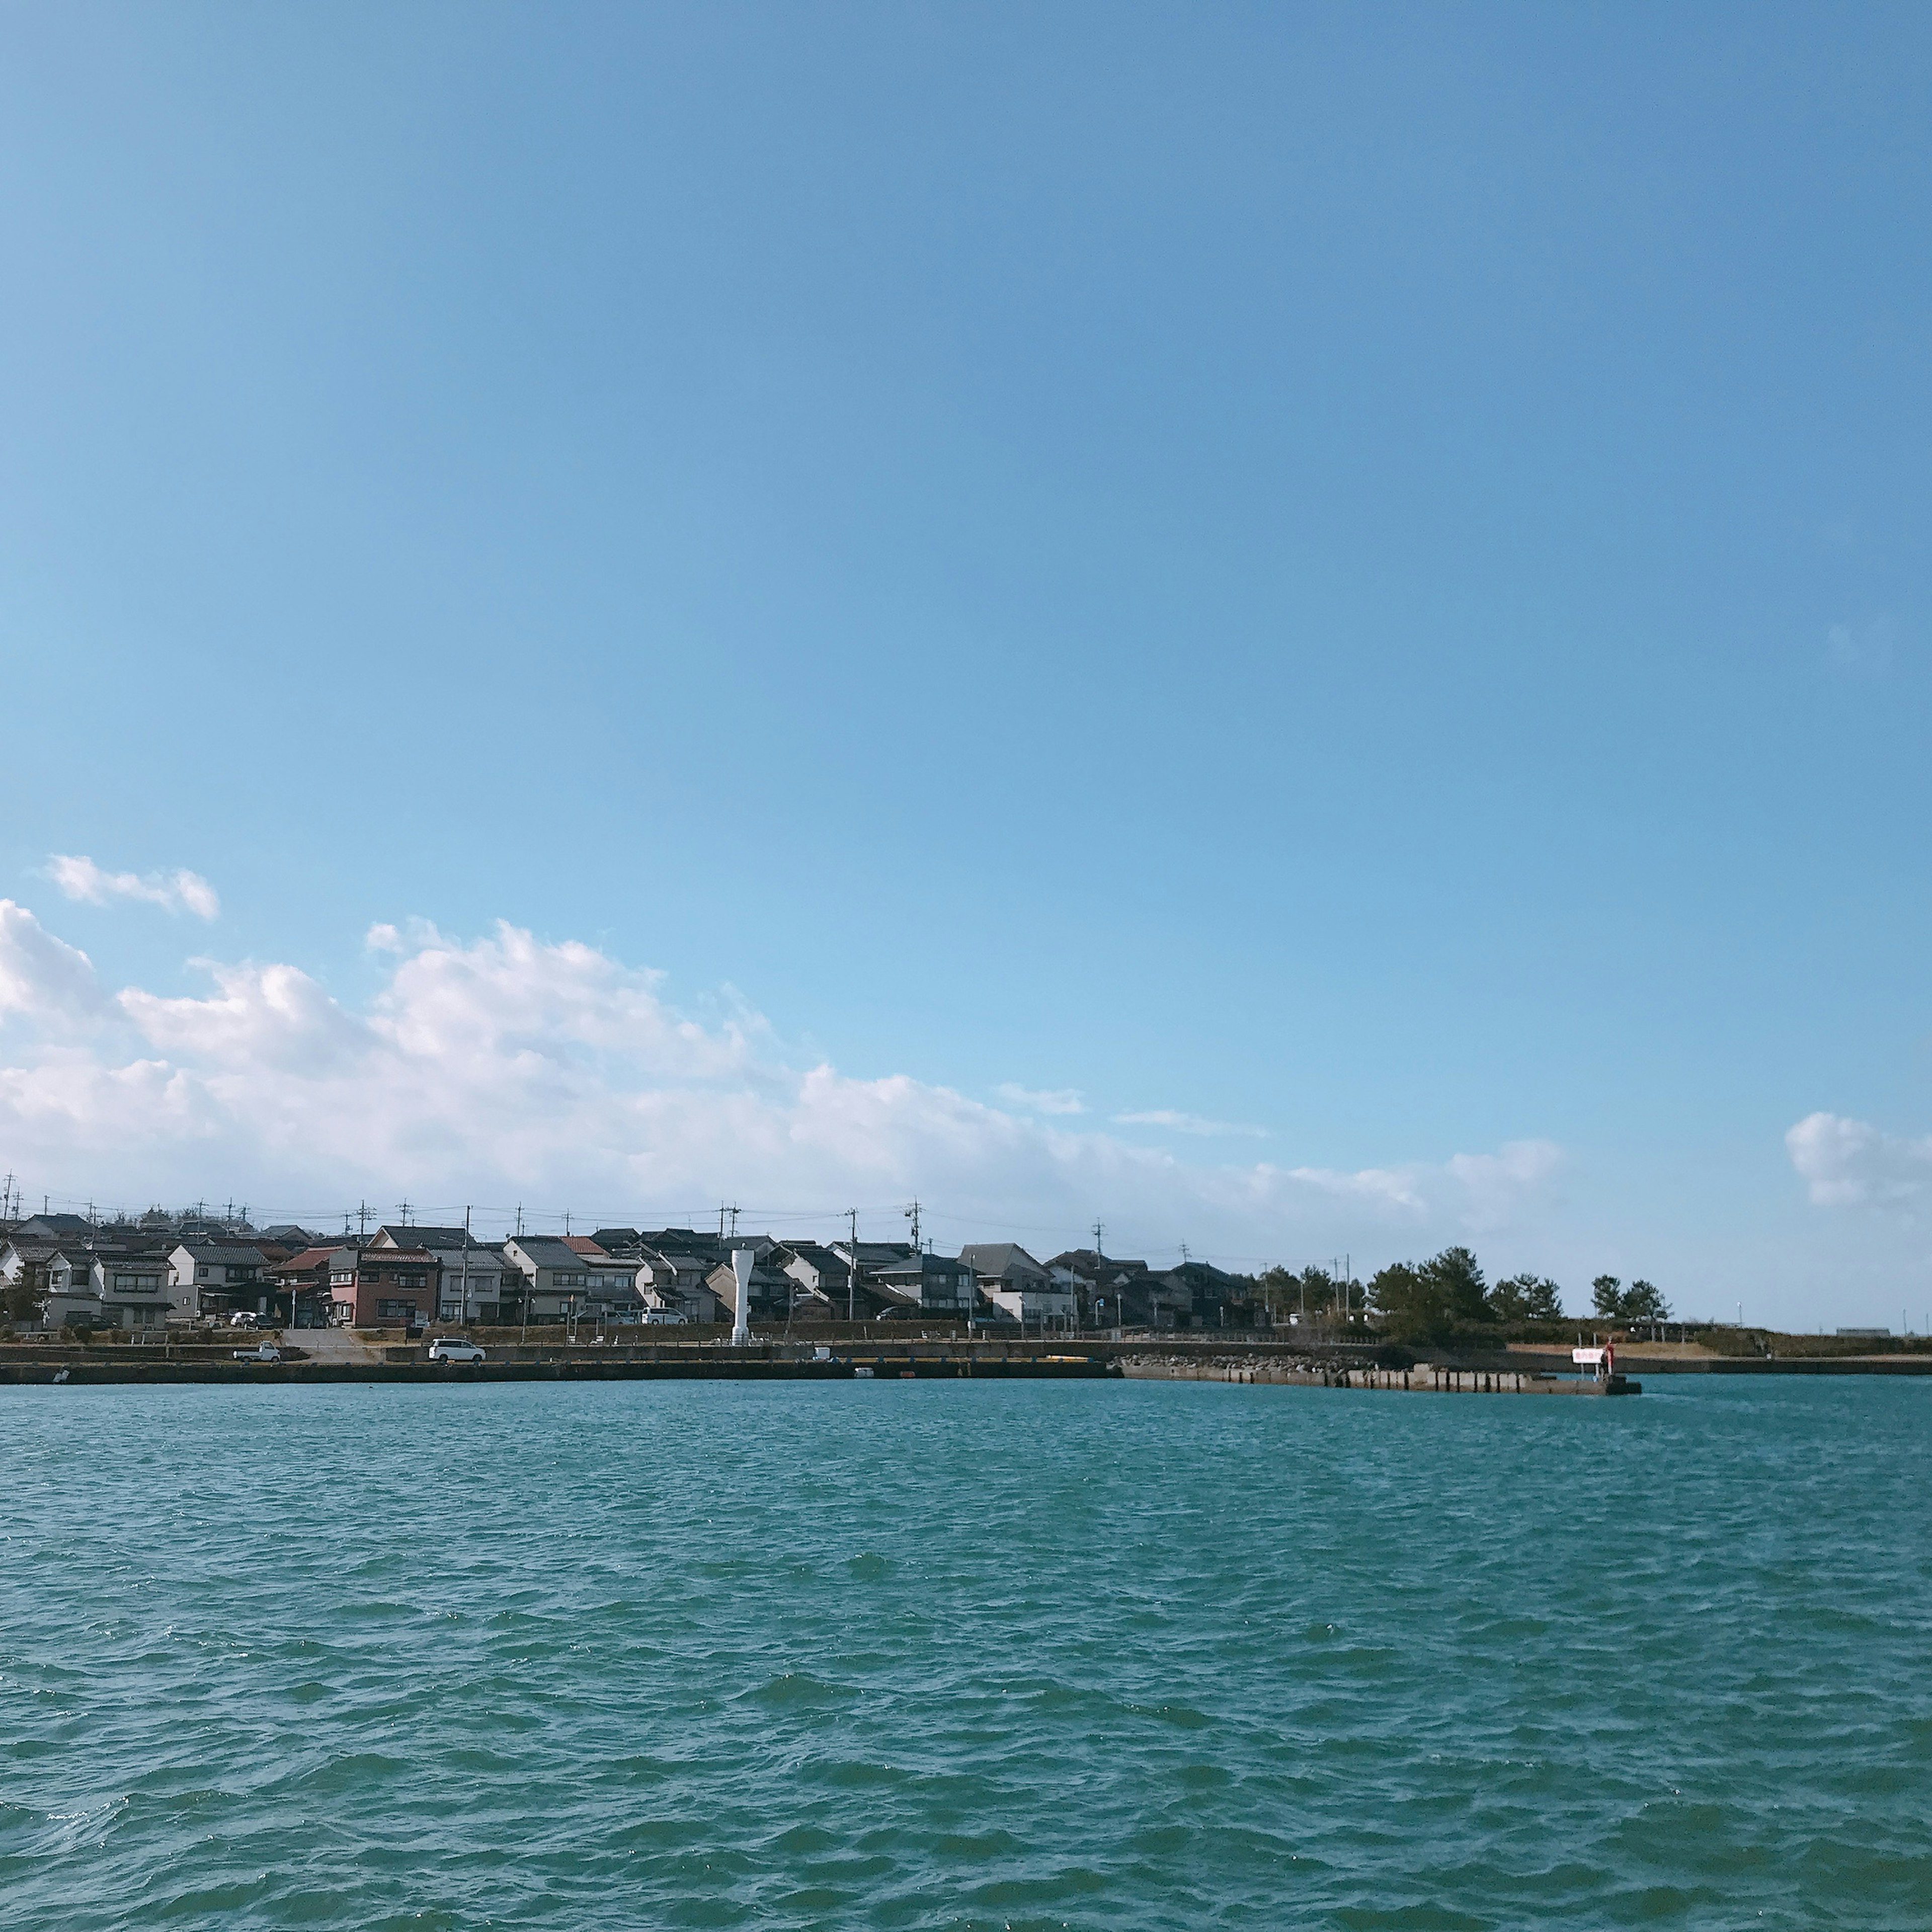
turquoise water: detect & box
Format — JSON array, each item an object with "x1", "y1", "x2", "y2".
[{"x1": 4, "y1": 1377, "x2": 1930, "y2": 1929}]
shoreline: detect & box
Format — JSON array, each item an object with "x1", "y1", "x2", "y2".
[{"x1": 4, "y1": 1331, "x2": 1927, "y2": 1388}]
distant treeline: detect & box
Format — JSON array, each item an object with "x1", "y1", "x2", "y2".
[{"x1": 1257, "y1": 1248, "x2": 1669, "y2": 1343}]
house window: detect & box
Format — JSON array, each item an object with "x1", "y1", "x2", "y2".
[{"x1": 376, "y1": 1298, "x2": 417, "y2": 1320}]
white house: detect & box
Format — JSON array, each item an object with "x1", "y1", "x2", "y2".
[
  {"x1": 960, "y1": 1243, "x2": 1075, "y2": 1327},
  {"x1": 168, "y1": 1242, "x2": 270, "y2": 1318}
]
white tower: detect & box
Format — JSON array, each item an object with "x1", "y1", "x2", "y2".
[{"x1": 731, "y1": 1246, "x2": 753, "y2": 1346}]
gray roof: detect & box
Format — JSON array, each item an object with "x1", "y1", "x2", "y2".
[
  {"x1": 373, "y1": 1224, "x2": 475, "y2": 1250},
  {"x1": 959, "y1": 1243, "x2": 1044, "y2": 1274},
  {"x1": 508, "y1": 1237, "x2": 588, "y2": 1268}
]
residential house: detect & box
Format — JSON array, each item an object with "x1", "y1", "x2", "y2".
[
  {"x1": 635, "y1": 1229, "x2": 732, "y2": 1323},
  {"x1": 500, "y1": 1236, "x2": 638, "y2": 1322},
  {"x1": 0, "y1": 1237, "x2": 60, "y2": 1317},
  {"x1": 869, "y1": 1250, "x2": 978, "y2": 1315},
  {"x1": 777, "y1": 1240, "x2": 852, "y2": 1306},
  {"x1": 1145, "y1": 1259, "x2": 1256, "y2": 1329},
  {"x1": 12, "y1": 1214, "x2": 99, "y2": 1241},
  {"x1": 564, "y1": 1236, "x2": 647, "y2": 1321},
  {"x1": 370, "y1": 1224, "x2": 507, "y2": 1324},
  {"x1": 960, "y1": 1243, "x2": 1075, "y2": 1327},
  {"x1": 90, "y1": 1246, "x2": 177, "y2": 1330},
  {"x1": 705, "y1": 1247, "x2": 813, "y2": 1329},
  {"x1": 1044, "y1": 1249, "x2": 1175, "y2": 1327},
  {"x1": 44, "y1": 1248, "x2": 105, "y2": 1329},
  {"x1": 168, "y1": 1241, "x2": 273, "y2": 1319},
  {"x1": 266, "y1": 1247, "x2": 342, "y2": 1329},
  {"x1": 329, "y1": 1246, "x2": 440, "y2": 1328}
]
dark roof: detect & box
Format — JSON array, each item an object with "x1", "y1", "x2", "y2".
[
  {"x1": 507, "y1": 1237, "x2": 583, "y2": 1268},
  {"x1": 173, "y1": 1241, "x2": 268, "y2": 1264},
  {"x1": 959, "y1": 1243, "x2": 1045, "y2": 1274},
  {"x1": 874, "y1": 1253, "x2": 974, "y2": 1280},
  {"x1": 1045, "y1": 1249, "x2": 1149, "y2": 1277},
  {"x1": 639, "y1": 1227, "x2": 727, "y2": 1255},
  {"x1": 778, "y1": 1241, "x2": 852, "y2": 1273},
  {"x1": 372, "y1": 1224, "x2": 474, "y2": 1249},
  {"x1": 17, "y1": 1215, "x2": 98, "y2": 1236},
  {"x1": 837, "y1": 1240, "x2": 916, "y2": 1265}
]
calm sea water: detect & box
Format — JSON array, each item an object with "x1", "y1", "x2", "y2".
[{"x1": 3, "y1": 1375, "x2": 1930, "y2": 1929}]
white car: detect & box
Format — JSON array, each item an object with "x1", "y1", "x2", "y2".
[
  {"x1": 228, "y1": 1312, "x2": 259, "y2": 1329},
  {"x1": 233, "y1": 1341, "x2": 280, "y2": 1363},
  {"x1": 428, "y1": 1337, "x2": 486, "y2": 1363}
]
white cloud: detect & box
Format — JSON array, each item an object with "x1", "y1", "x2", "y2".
[
  {"x1": 47, "y1": 855, "x2": 220, "y2": 920},
  {"x1": 0, "y1": 902, "x2": 108, "y2": 1021},
  {"x1": 0, "y1": 901, "x2": 1564, "y2": 1260},
  {"x1": 1446, "y1": 1139, "x2": 1564, "y2": 1230},
  {"x1": 1114, "y1": 1109, "x2": 1268, "y2": 1138},
  {"x1": 1786, "y1": 1110, "x2": 1932, "y2": 1208},
  {"x1": 998, "y1": 1083, "x2": 1085, "y2": 1115}
]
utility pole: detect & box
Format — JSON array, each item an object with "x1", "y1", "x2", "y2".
[
  {"x1": 357, "y1": 1201, "x2": 370, "y2": 1241},
  {"x1": 395, "y1": 1200, "x2": 412, "y2": 1229},
  {"x1": 1091, "y1": 1219, "x2": 1103, "y2": 1259},
  {"x1": 905, "y1": 1199, "x2": 921, "y2": 1252},
  {"x1": 459, "y1": 1206, "x2": 472, "y2": 1328},
  {"x1": 727, "y1": 1203, "x2": 740, "y2": 1239},
  {"x1": 563, "y1": 1210, "x2": 572, "y2": 1236},
  {"x1": 515, "y1": 1203, "x2": 524, "y2": 1238},
  {"x1": 846, "y1": 1209, "x2": 859, "y2": 1323}
]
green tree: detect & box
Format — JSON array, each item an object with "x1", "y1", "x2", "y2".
[
  {"x1": 1418, "y1": 1246, "x2": 1490, "y2": 1324},
  {"x1": 1591, "y1": 1274, "x2": 1623, "y2": 1318},
  {"x1": 3, "y1": 1280, "x2": 42, "y2": 1325},
  {"x1": 1621, "y1": 1278, "x2": 1670, "y2": 1322},
  {"x1": 1367, "y1": 1249, "x2": 1502, "y2": 1340},
  {"x1": 1366, "y1": 1261, "x2": 1445, "y2": 1341},
  {"x1": 1488, "y1": 1273, "x2": 1564, "y2": 1321},
  {"x1": 1259, "y1": 1264, "x2": 1339, "y2": 1320}
]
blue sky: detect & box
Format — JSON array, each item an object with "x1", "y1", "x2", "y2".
[{"x1": 2, "y1": 4, "x2": 1929, "y2": 1324}]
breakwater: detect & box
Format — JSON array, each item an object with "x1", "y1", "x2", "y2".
[{"x1": 0, "y1": 1335, "x2": 1626, "y2": 1393}]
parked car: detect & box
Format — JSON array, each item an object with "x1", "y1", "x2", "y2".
[
  {"x1": 233, "y1": 1341, "x2": 280, "y2": 1363},
  {"x1": 428, "y1": 1337, "x2": 486, "y2": 1363},
  {"x1": 228, "y1": 1312, "x2": 259, "y2": 1328}
]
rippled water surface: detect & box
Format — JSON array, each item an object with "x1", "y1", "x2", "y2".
[{"x1": 4, "y1": 1376, "x2": 1931, "y2": 1928}]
